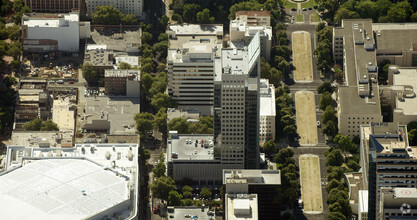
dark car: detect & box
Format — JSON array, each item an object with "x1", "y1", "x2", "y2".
[
  {"x1": 302, "y1": 8, "x2": 307, "y2": 11},
  {"x1": 313, "y1": 5, "x2": 318, "y2": 9},
  {"x1": 308, "y1": 7, "x2": 313, "y2": 10},
  {"x1": 291, "y1": 8, "x2": 296, "y2": 11}
]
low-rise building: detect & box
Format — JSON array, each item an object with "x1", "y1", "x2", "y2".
[
  {"x1": 259, "y1": 79, "x2": 276, "y2": 145},
  {"x1": 52, "y1": 96, "x2": 76, "y2": 131},
  {"x1": 230, "y1": 11, "x2": 272, "y2": 60},
  {"x1": 167, "y1": 132, "x2": 220, "y2": 185},
  {"x1": 380, "y1": 187, "x2": 417, "y2": 220},
  {"x1": 358, "y1": 190, "x2": 368, "y2": 220},
  {"x1": 225, "y1": 194, "x2": 258, "y2": 220},
  {"x1": 9, "y1": 130, "x2": 73, "y2": 148},
  {"x1": 83, "y1": 44, "x2": 115, "y2": 72},
  {"x1": 104, "y1": 69, "x2": 140, "y2": 97},
  {"x1": 82, "y1": 96, "x2": 139, "y2": 134},
  {"x1": 223, "y1": 169, "x2": 281, "y2": 220},
  {"x1": 22, "y1": 12, "x2": 90, "y2": 52},
  {"x1": 1, "y1": 143, "x2": 138, "y2": 219},
  {"x1": 167, "y1": 108, "x2": 200, "y2": 123}
]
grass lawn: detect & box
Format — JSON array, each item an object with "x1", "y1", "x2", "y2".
[
  {"x1": 299, "y1": 154, "x2": 323, "y2": 213},
  {"x1": 296, "y1": 14, "x2": 304, "y2": 22},
  {"x1": 301, "y1": 0, "x2": 317, "y2": 8},
  {"x1": 284, "y1": 1, "x2": 297, "y2": 9},
  {"x1": 310, "y1": 12, "x2": 320, "y2": 22},
  {"x1": 295, "y1": 91, "x2": 317, "y2": 145}
]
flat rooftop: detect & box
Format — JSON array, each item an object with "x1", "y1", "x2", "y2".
[
  {"x1": 223, "y1": 169, "x2": 281, "y2": 185},
  {"x1": 338, "y1": 86, "x2": 381, "y2": 114},
  {"x1": 167, "y1": 207, "x2": 212, "y2": 220},
  {"x1": 88, "y1": 27, "x2": 141, "y2": 52},
  {"x1": 169, "y1": 24, "x2": 223, "y2": 36},
  {"x1": 260, "y1": 79, "x2": 276, "y2": 117},
  {"x1": 0, "y1": 159, "x2": 129, "y2": 220},
  {"x1": 168, "y1": 24, "x2": 223, "y2": 50},
  {"x1": 226, "y1": 194, "x2": 258, "y2": 220},
  {"x1": 52, "y1": 97, "x2": 75, "y2": 131},
  {"x1": 84, "y1": 48, "x2": 115, "y2": 67},
  {"x1": 167, "y1": 108, "x2": 200, "y2": 122},
  {"x1": 167, "y1": 134, "x2": 214, "y2": 161},
  {"x1": 346, "y1": 173, "x2": 365, "y2": 206},
  {"x1": 10, "y1": 131, "x2": 73, "y2": 148},
  {"x1": 83, "y1": 96, "x2": 140, "y2": 134},
  {"x1": 23, "y1": 13, "x2": 79, "y2": 28},
  {"x1": 359, "y1": 190, "x2": 368, "y2": 214},
  {"x1": 375, "y1": 29, "x2": 417, "y2": 51},
  {"x1": 393, "y1": 68, "x2": 417, "y2": 115},
  {"x1": 104, "y1": 69, "x2": 140, "y2": 81}
]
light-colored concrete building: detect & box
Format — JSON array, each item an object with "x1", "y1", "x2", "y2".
[
  {"x1": 358, "y1": 190, "x2": 368, "y2": 220},
  {"x1": 334, "y1": 20, "x2": 382, "y2": 138},
  {"x1": 22, "y1": 12, "x2": 90, "y2": 52},
  {"x1": 166, "y1": 108, "x2": 200, "y2": 123},
  {"x1": 230, "y1": 11, "x2": 272, "y2": 60},
  {"x1": 1, "y1": 144, "x2": 138, "y2": 219},
  {"x1": 52, "y1": 97, "x2": 76, "y2": 131},
  {"x1": 104, "y1": 69, "x2": 140, "y2": 97},
  {"x1": 226, "y1": 194, "x2": 258, "y2": 220},
  {"x1": 380, "y1": 187, "x2": 417, "y2": 220},
  {"x1": 167, "y1": 24, "x2": 223, "y2": 116},
  {"x1": 380, "y1": 66, "x2": 417, "y2": 126},
  {"x1": 259, "y1": 79, "x2": 276, "y2": 145},
  {"x1": 9, "y1": 130, "x2": 73, "y2": 148},
  {"x1": 86, "y1": 0, "x2": 144, "y2": 19}
]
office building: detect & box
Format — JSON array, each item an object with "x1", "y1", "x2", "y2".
[
  {"x1": 225, "y1": 193, "x2": 258, "y2": 220},
  {"x1": 358, "y1": 190, "x2": 369, "y2": 220},
  {"x1": 380, "y1": 66, "x2": 417, "y2": 125},
  {"x1": 167, "y1": 24, "x2": 223, "y2": 115},
  {"x1": 24, "y1": 0, "x2": 84, "y2": 14},
  {"x1": 1, "y1": 144, "x2": 138, "y2": 219},
  {"x1": 104, "y1": 69, "x2": 140, "y2": 97},
  {"x1": 359, "y1": 123, "x2": 417, "y2": 219},
  {"x1": 223, "y1": 169, "x2": 281, "y2": 220},
  {"x1": 217, "y1": 32, "x2": 261, "y2": 169},
  {"x1": 334, "y1": 19, "x2": 382, "y2": 137},
  {"x1": 166, "y1": 132, "x2": 221, "y2": 185},
  {"x1": 259, "y1": 79, "x2": 276, "y2": 145},
  {"x1": 86, "y1": 0, "x2": 143, "y2": 18},
  {"x1": 380, "y1": 187, "x2": 417, "y2": 220},
  {"x1": 230, "y1": 11, "x2": 272, "y2": 60},
  {"x1": 22, "y1": 12, "x2": 90, "y2": 52}
]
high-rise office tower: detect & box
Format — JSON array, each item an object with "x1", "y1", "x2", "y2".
[{"x1": 217, "y1": 33, "x2": 261, "y2": 169}]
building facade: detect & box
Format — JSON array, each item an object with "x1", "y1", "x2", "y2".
[
  {"x1": 259, "y1": 79, "x2": 276, "y2": 145},
  {"x1": 86, "y1": 0, "x2": 144, "y2": 18},
  {"x1": 104, "y1": 69, "x2": 140, "y2": 97},
  {"x1": 24, "y1": 0, "x2": 84, "y2": 13},
  {"x1": 22, "y1": 12, "x2": 90, "y2": 52}
]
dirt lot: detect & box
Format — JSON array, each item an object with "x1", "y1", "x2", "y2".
[
  {"x1": 292, "y1": 31, "x2": 313, "y2": 82},
  {"x1": 295, "y1": 91, "x2": 318, "y2": 145},
  {"x1": 299, "y1": 154, "x2": 323, "y2": 214}
]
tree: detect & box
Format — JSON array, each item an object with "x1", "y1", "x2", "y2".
[
  {"x1": 196, "y1": 8, "x2": 214, "y2": 24},
  {"x1": 154, "y1": 107, "x2": 167, "y2": 137},
  {"x1": 326, "y1": 179, "x2": 343, "y2": 192},
  {"x1": 228, "y1": 1, "x2": 263, "y2": 20},
  {"x1": 158, "y1": 33, "x2": 168, "y2": 42},
  {"x1": 3, "y1": 76, "x2": 17, "y2": 87},
  {"x1": 13, "y1": 0, "x2": 23, "y2": 12},
  {"x1": 327, "y1": 188, "x2": 348, "y2": 205},
  {"x1": 182, "y1": 185, "x2": 193, "y2": 199},
  {"x1": 134, "y1": 112, "x2": 154, "y2": 136},
  {"x1": 183, "y1": 198, "x2": 193, "y2": 206},
  {"x1": 153, "y1": 161, "x2": 166, "y2": 178},
  {"x1": 386, "y1": 0, "x2": 412, "y2": 23},
  {"x1": 123, "y1": 14, "x2": 138, "y2": 24},
  {"x1": 269, "y1": 68, "x2": 283, "y2": 87},
  {"x1": 323, "y1": 105, "x2": 337, "y2": 125},
  {"x1": 408, "y1": 121, "x2": 417, "y2": 131},
  {"x1": 319, "y1": 92, "x2": 334, "y2": 110},
  {"x1": 274, "y1": 148, "x2": 294, "y2": 165},
  {"x1": 92, "y1": 6, "x2": 124, "y2": 25},
  {"x1": 192, "y1": 199, "x2": 203, "y2": 206},
  {"x1": 40, "y1": 120, "x2": 59, "y2": 131},
  {"x1": 281, "y1": 115, "x2": 295, "y2": 127},
  {"x1": 140, "y1": 147, "x2": 151, "y2": 160},
  {"x1": 182, "y1": 3, "x2": 201, "y2": 23},
  {"x1": 325, "y1": 149, "x2": 344, "y2": 167},
  {"x1": 171, "y1": 13, "x2": 183, "y2": 23},
  {"x1": 323, "y1": 121, "x2": 337, "y2": 137},
  {"x1": 335, "y1": 134, "x2": 358, "y2": 154},
  {"x1": 200, "y1": 187, "x2": 212, "y2": 200},
  {"x1": 7, "y1": 25, "x2": 20, "y2": 41},
  {"x1": 154, "y1": 41, "x2": 168, "y2": 59},
  {"x1": 408, "y1": 129, "x2": 417, "y2": 146},
  {"x1": 141, "y1": 73, "x2": 154, "y2": 100},
  {"x1": 23, "y1": 119, "x2": 42, "y2": 131},
  {"x1": 328, "y1": 212, "x2": 346, "y2": 220},
  {"x1": 119, "y1": 62, "x2": 132, "y2": 70},
  {"x1": 7, "y1": 41, "x2": 22, "y2": 60},
  {"x1": 283, "y1": 125, "x2": 297, "y2": 139},
  {"x1": 141, "y1": 63, "x2": 154, "y2": 73},
  {"x1": 317, "y1": 26, "x2": 333, "y2": 43},
  {"x1": 316, "y1": 22, "x2": 326, "y2": 32},
  {"x1": 334, "y1": 8, "x2": 359, "y2": 24},
  {"x1": 334, "y1": 66, "x2": 343, "y2": 81},
  {"x1": 82, "y1": 63, "x2": 99, "y2": 85},
  {"x1": 317, "y1": 81, "x2": 334, "y2": 94},
  {"x1": 150, "y1": 176, "x2": 176, "y2": 202},
  {"x1": 159, "y1": 15, "x2": 169, "y2": 31},
  {"x1": 157, "y1": 63, "x2": 167, "y2": 72},
  {"x1": 263, "y1": 139, "x2": 277, "y2": 156},
  {"x1": 378, "y1": 60, "x2": 390, "y2": 83},
  {"x1": 151, "y1": 93, "x2": 175, "y2": 110},
  {"x1": 357, "y1": 0, "x2": 378, "y2": 21},
  {"x1": 167, "y1": 117, "x2": 189, "y2": 133},
  {"x1": 141, "y1": 32, "x2": 153, "y2": 45},
  {"x1": 376, "y1": 0, "x2": 393, "y2": 18},
  {"x1": 347, "y1": 159, "x2": 360, "y2": 171},
  {"x1": 168, "y1": 190, "x2": 182, "y2": 206}
]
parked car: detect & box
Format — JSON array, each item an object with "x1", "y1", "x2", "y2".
[
  {"x1": 308, "y1": 7, "x2": 313, "y2": 10},
  {"x1": 57, "y1": 80, "x2": 64, "y2": 84},
  {"x1": 302, "y1": 8, "x2": 307, "y2": 11},
  {"x1": 68, "y1": 81, "x2": 74, "y2": 84},
  {"x1": 291, "y1": 8, "x2": 296, "y2": 11}
]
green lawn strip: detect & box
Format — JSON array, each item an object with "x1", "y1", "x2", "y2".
[
  {"x1": 284, "y1": 1, "x2": 298, "y2": 9},
  {"x1": 301, "y1": 0, "x2": 317, "y2": 8},
  {"x1": 310, "y1": 12, "x2": 320, "y2": 22},
  {"x1": 296, "y1": 14, "x2": 304, "y2": 22}
]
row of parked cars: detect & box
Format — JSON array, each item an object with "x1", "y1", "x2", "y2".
[{"x1": 291, "y1": 5, "x2": 317, "y2": 11}]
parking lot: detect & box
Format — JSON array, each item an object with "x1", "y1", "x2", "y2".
[{"x1": 295, "y1": 91, "x2": 318, "y2": 145}]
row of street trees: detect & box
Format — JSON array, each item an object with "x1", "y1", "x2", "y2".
[
  {"x1": 92, "y1": 6, "x2": 138, "y2": 25},
  {"x1": 275, "y1": 85, "x2": 298, "y2": 140},
  {"x1": 167, "y1": 116, "x2": 214, "y2": 134},
  {"x1": 23, "y1": 119, "x2": 59, "y2": 131},
  {"x1": 317, "y1": 82, "x2": 338, "y2": 137},
  {"x1": 314, "y1": 22, "x2": 333, "y2": 75}
]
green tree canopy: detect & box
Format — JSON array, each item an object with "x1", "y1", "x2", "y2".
[
  {"x1": 317, "y1": 81, "x2": 334, "y2": 94},
  {"x1": 151, "y1": 93, "x2": 175, "y2": 110},
  {"x1": 196, "y1": 8, "x2": 214, "y2": 24},
  {"x1": 134, "y1": 112, "x2": 154, "y2": 137},
  {"x1": 274, "y1": 148, "x2": 294, "y2": 166},
  {"x1": 183, "y1": 3, "x2": 201, "y2": 23},
  {"x1": 119, "y1": 62, "x2": 132, "y2": 70},
  {"x1": 154, "y1": 107, "x2": 168, "y2": 137},
  {"x1": 24, "y1": 119, "x2": 59, "y2": 131},
  {"x1": 323, "y1": 105, "x2": 337, "y2": 125},
  {"x1": 150, "y1": 176, "x2": 176, "y2": 202},
  {"x1": 152, "y1": 160, "x2": 166, "y2": 178},
  {"x1": 168, "y1": 117, "x2": 190, "y2": 134},
  {"x1": 263, "y1": 139, "x2": 277, "y2": 156},
  {"x1": 92, "y1": 6, "x2": 124, "y2": 25},
  {"x1": 323, "y1": 121, "x2": 337, "y2": 137},
  {"x1": 325, "y1": 149, "x2": 344, "y2": 167},
  {"x1": 168, "y1": 190, "x2": 183, "y2": 206},
  {"x1": 141, "y1": 32, "x2": 153, "y2": 45},
  {"x1": 200, "y1": 187, "x2": 212, "y2": 200},
  {"x1": 82, "y1": 63, "x2": 99, "y2": 85},
  {"x1": 182, "y1": 185, "x2": 193, "y2": 199},
  {"x1": 319, "y1": 91, "x2": 334, "y2": 110}
]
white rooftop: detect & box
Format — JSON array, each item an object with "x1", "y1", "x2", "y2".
[
  {"x1": 169, "y1": 24, "x2": 223, "y2": 36},
  {"x1": 0, "y1": 159, "x2": 129, "y2": 220},
  {"x1": 115, "y1": 56, "x2": 139, "y2": 67},
  {"x1": 24, "y1": 13, "x2": 78, "y2": 28},
  {"x1": 223, "y1": 169, "x2": 281, "y2": 185},
  {"x1": 226, "y1": 194, "x2": 258, "y2": 220},
  {"x1": 394, "y1": 188, "x2": 417, "y2": 199},
  {"x1": 359, "y1": 190, "x2": 368, "y2": 214},
  {"x1": 260, "y1": 79, "x2": 276, "y2": 117},
  {"x1": 52, "y1": 97, "x2": 75, "y2": 131},
  {"x1": 393, "y1": 68, "x2": 417, "y2": 115}
]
